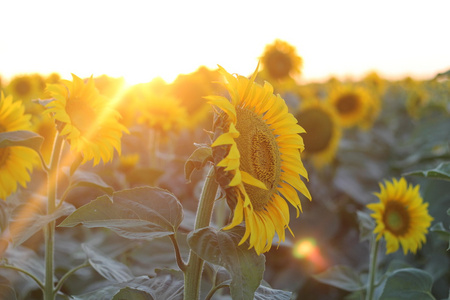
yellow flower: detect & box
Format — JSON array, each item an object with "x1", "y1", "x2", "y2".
[
  {"x1": 45, "y1": 74, "x2": 128, "y2": 165},
  {"x1": 367, "y1": 178, "x2": 433, "y2": 255},
  {"x1": 0, "y1": 92, "x2": 37, "y2": 199},
  {"x1": 260, "y1": 39, "x2": 302, "y2": 80},
  {"x1": 208, "y1": 65, "x2": 311, "y2": 255},
  {"x1": 32, "y1": 114, "x2": 57, "y2": 165},
  {"x1": 328, "y1": 85, "x2": 373, "y2": 128},
  {"x1": 6, "y1": 74, "x2": 45, "y2": 116},
  {"x1": 295, "y1": 100, "x2": 342, "y2": 169}
]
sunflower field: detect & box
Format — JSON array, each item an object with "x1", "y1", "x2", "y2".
[{"x1": 0, "y1": 39, "x2": 449, "y2": 300}]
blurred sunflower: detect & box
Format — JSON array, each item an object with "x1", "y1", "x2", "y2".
[
  {"x1": 6, "y1": 74, "x2": 45, "y2": 115},
  {"x1": 406, "y1": 87, "x2": 429, "y2": 119},
  {"x1": 45, "y1": 74, "x2": 128, "y2": 165},
  {"x1": 208, "y1": 65, "x2": 311, "y2": 255},
  {"x1": 32, "y1": 113, "x2": 57, "y2": 165},
  {"x1": 0, "y1": 92, "x2": 37, "y2": 199},
  {"x1": 295, "y1": 100, "x2": 342, "y2": 169},
  {"x1": 138, "y1": 94, "x2": 187, "y2": 134},
  {"x1": 367, "y1": 177, "x2": 433, "y2": 255},
  {"x1": 260, "y1": 39, "x2": 303, "y2": 81},
  {"x1": 94, "y1": 75, "x2": 125, "y2": 99},
  {"x1": 328, "y1": 85, "x2": 372, "y2": 128}
]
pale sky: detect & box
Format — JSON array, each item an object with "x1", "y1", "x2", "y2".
[{"x1": 1, "y1": 0, "x2": 449, "y2": 85}]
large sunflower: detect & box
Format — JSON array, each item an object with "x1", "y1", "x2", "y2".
[
  {"x1": 208, "y1": 65, "x2": 311, "y2": 255},
  {"x1": 45, "y1": 74, "x2": 128, "y2": 165},
  {"x1": 328, "y1": 85, "x2": 372, "y2": 128},
  {"x1": 367, "y1": 177, "x2": 433, "y2": 255},
  {"x1": 295, "y1": 100, "x2": 342, "y2": 169},
  {"x1": 0, "y1": 92, "x2": 37, "y2": 199}
]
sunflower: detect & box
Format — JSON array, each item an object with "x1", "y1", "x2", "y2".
[
  {"x1": 0, "y1": 92, "x2": 37, "y2": 199},
  {"x1": 295, "y1": 100, "x2": 342, "y2": 169},
  {"x1": 208, "y1": 65, "x2": 311, "y2": 255},
  {"x1": 328, "y1": 85, "x2": 372, "y2": 128},
  {"x1": 32, "y1": 113, "x2": 57, "y2": 165},
  {"x1": 45, "y1": 74, "x2": 128, "y2": 165},
  {"x1": 260, "y1": 39, "x2": 303, "y2": 81},
  {"x1": 367, "y1": 177, "x2": 433, "y2": 255},
  {"x1": 6, "y1": 74, "x2": 45, "y2": 116}
]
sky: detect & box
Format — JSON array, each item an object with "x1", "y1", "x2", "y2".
[{"x1": 1, "y1": 0, "x2": 449, "y2": 85}]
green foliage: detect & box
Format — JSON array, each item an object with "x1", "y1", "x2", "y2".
[
  {"x1": 184, "y1": 145, "x2": 213, "y2": 183},
  {"x1": 59, "y1": 187, "x2": 184, "y2": 240},
  {"x1": 403, "y1": 162, "x2": 450, "y2": 181},
  {"x1": 187, "y1": 226, "x2": 265, "y2": 300},
  {"x1": 379, "y1": 268, "x2": 435, "y2": 300},
  {"x1": 0, "y1": 130, "x2": 43, "y2": 155},
  {"x1": 313, "y1": 265, "x2": 364, "y2": 292}
]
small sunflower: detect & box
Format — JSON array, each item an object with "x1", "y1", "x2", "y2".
[
  {"x1": 328, "y1": 85, "x2": 372, "y2": 128},
  {"x1": 45, "y1": 74, "x2": 128, "y2": 165},
  {"x1": 6, "y1": 74, "x2": 45, "y2": 116},
  {"x1": 260, "y1": 39, "x2": 303, "y2": 81},
  {"x1": 367, "y1": 177, "x2": 433, "y2": 255},
  {"x1": 295, "y1": 100, "x2": 342, "y2": 169},
  {"x1": 0, "y1": 92, "x2": 37, "y2": 199},
  {"x1": 208, "y1": 65, "x2": 311, "y2": 255}
]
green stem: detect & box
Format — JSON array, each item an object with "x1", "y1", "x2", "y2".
[
  {"x1": 366, "y1": 238, "x2": 380, "y2": 300},
  {"x1": 53, "y1": 262, "x2": 90, "y2": 296},
  {"x1": 183, "y1": 165, "x2": 218, "y2": 300},
  {"x1": 44, "y1": 133, "x2": 64, "y2": 300},
  {"x1": 169, "y1": 234, "x2": 186, "y2": 272},
  {"x1": 0, "y1": 265, "x2": 44, "y2": 291}
]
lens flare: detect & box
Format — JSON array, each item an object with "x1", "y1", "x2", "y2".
[{"x1": 293, "y1": 238, "x2": 328, "y2": 271}]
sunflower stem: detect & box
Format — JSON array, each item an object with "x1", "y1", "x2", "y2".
[
  {"x1": 44, "y1": 133, "x2": 64, "y2": 300},
  {"x1": 184, "y1": 165, "x2": 218, "y2": 300},
  {"x1": 366, "y1": 237, "x2": 380, "y2": 300}
]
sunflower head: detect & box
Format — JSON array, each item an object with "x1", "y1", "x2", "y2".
[
  {"x1": 295, "y1": 100, "x2": 342, "y2": 169},
  {"x1": 260, "y1": 39, "x2": 303, "y2": 80},
  {"x1": 45, "y1": 74, "x2": 129, "y2": 166},
  {"x1": 0, "y1": 92, "x2": 37, "y2": 199},
  {"x1": 367, "y1": 177, "x2": 433, "y2": 255},
  {"x1": 328, "y1": 85, "x2": 373, "y2": 128},
  {"x1": 208, "y1": 64, "x2": 311, "y2": 255}
]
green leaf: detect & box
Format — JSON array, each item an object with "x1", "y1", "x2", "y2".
[
  {"x1": 187, "y1": 226, "x2": 265, "y2": 300},
  {"x1": 403, "y1": 162, "x2": 450, "y2": 181},
  {"x1": 59, "y1": 187, "x2": 184, "y2": 240},
  {"x1": 113, "y1": 287, "x2": 152, "y2": 300},
  {"x1": 379, "y1": 268, "x2": 435, "y2": 300},
  {"x1": 73, "y1": 271, "x2": 184, "y2": 300},
  {"x1": 63, "y1": 167, "x2": 114, "y2": 196},
  {"x1": 356, "y1": 211, "x2": 375, "y2": 242},
  {"x1": 313, "y1": 265, "x2": 364, "y2": 292},
  {"x1": 2, "y1": 245, "x2": 47, "y2": 282},
  {"x1": 430, "y1": 222, "x2": 450, "y2": 250},
  {"x1": 82, "y1": 244, "x2": 134, "y2": 283},
  {"x1": 184, "y1": 146, "x2": 212, "y2": 183},
  {"x1": 10, "y1": 200, "x2": 76, "y2": 247},
  {"x1": 0, "y1": 201, "x2": 8, "y2": 234},
  {"x1": 254, "y1": 284, "x2": 292, "y2": 300},
  {"x1": 0, "y1": 130, "x2": 44, "y2": 154}
]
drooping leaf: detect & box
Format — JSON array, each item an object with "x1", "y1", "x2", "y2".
[
  {"x1": 356, "y1": 210, "x2": 375, "y2": 242},
  {"x1": 82, "y1": 244, "x2": 134, "y2": 283},
  {"x1": 430, "y1": 222, "x2": 450, "y2": 250},
  {"x1": 72, "y1": 270, "x2": 184, "y2": 300},
  {"x1": 2, "y1": 245, "x2": 48, "y2": 283},
  {"x1": 112, "y1": 287, "x2": 153, "y2": 300},
  {"x1": 63, "y1": 167, "x2": 114, "y2": 196},
  {"x1": 379, "y1": 268, "x2": 435, "y2": 300},
  {"x1": 254, "y1": 284, "x2": 292, "y2": 300},
  {"x1": 403, "y1": 162, "x2": 450, "y2": 181},
  {"x1": 0, "y1": 130, "x2": 44, "y2": 155},
  {"x1": 10, "y1": 201, "x2": 76, "y2": 247},
  {"x1": 187, "y1": 226, "x2": 265, "y2": 300},
  {"x1": 313, "y1": 265, "x2": 364, "y2": 292},
  {"x1": 184, "y1": 146, "x2": 212, "y2": 183},
  {"x1": 59, "y1": 187, "x2": 183, "y2": 240}
]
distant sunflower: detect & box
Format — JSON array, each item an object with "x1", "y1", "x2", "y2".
[
  {"x1": 0, "y1": 92, "x2": 37, "y2": 199},
  {"x1": 406, "y1": 87, "x2": 429, "y2": 119},
  {"x1": 6, "y1": 74, "x2": 44, "y2": 115},
  {"x1": 45, "y1": 74, "x2": 128, "y2": 165},
  {"x1": 328, "y1": 85, "x2": 372, "y2": 128},
  {"x1": 260, "y1": 39, "x2": 303, "y2": 80},
  {"x1": 208, "y1": 65, "x2": 311, "y2": 255},
  {"x1": 295, "y1": 100, "x2": 342, "y2": 169},
  {"x1": 32, "y1": 114, "x2": 57, "y2": 165},
  {"x1": 367, "y1": 178, "x2": 433, "y2": 255}
]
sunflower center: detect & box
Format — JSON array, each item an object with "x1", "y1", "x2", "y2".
[
  {"x1": 15, "y1": 79, "x2": 31, "y2": 97},
  {"x1": 266, "y1": 50, "x2": 292, "y2": 79},
  {"x1": 383, "y1": 200, "x2": 410, "y2": 236},
  {"x1": 66, "y1": 97, "x2": 97, "y2": 134},
  {"x1": 296, "y1": 108, "x2": 333, "y2": 153},
  {"x1": 235, "y1": 107, "x2": 281, "y2": 211},
  {"x1": 335, "y1": 93, "x2": 359, "y2": 114}
]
